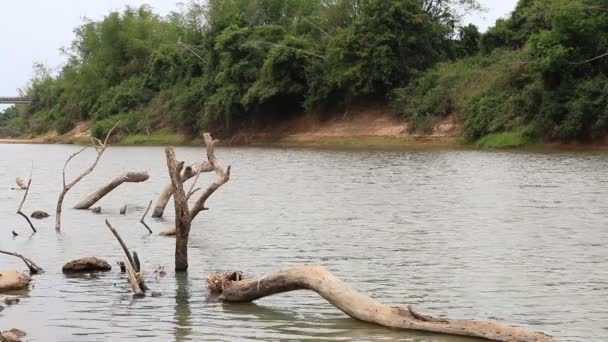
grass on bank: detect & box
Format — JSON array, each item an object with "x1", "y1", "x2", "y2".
[
  {"x1": 117, "y1": 133, "x2": 196, "y2": 146},
  {"x1": 476, "y1": 130, "x2": 541, "y2": 148}
]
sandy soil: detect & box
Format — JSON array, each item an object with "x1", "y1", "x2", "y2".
[{"x1": 229, "y1": 106, "x2": 461, "y2": 145}]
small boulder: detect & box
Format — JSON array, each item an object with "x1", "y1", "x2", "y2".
[
  {"x1": 62, "y1": 257, "x2": 112, "y2": 274},
  {"x1": 30, "y1": 211, "x2": 50, "y2": 220},
  {"x1": 0, "y1": 271, "x2": 31, "y2": 293},
  {"x1": 3, "y1": 297, "x2": 20, "y2": 305},
  {"x1": 92, "y1": 207, "x2": 102, "y2": 214},
  {"x1": 1, "y1": 329, "x2": 26, "y2": 342},
  {"x1": 120, "y1": 205, "x2": 127, "y2": 215}
]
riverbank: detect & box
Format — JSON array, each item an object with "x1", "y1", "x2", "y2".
[{"x1": 3, "y1": 109, "x2": 608, "y2": 151}]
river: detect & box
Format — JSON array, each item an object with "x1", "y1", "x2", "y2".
[{"x1": 0, "y1": 144, "x2": 607, "y2": 341}]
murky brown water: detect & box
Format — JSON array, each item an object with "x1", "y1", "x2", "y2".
[{"x1": 1, "y1": 144, "x2": 607, "y2": 341}]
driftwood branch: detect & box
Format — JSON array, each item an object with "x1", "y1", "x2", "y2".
[
  {"x1": 16, "y1": 179, "x2": 36, "y2": 233},
  {"x1": 0, "y1": 250, "x2": 43, "y2": 274},
  {"x1": 74, "y1": 171, "x2": 150, "y2": 209},
  {"x1": 190, "y1": 133, "x2": 231, "y2": 219},
  {"x1": 55, "y1": 123, "x2": 118, "y2": 230},
  {"x1": 152, "y1": 161, "x2": 213, "y2": 217},
  {"x1": 105, "y1": 219, "x2": 145, "y2": 297},
  {"x1": 140, "y1": 200, "x2": 153, "y2": 234},
  {"x1": 214, "y1": 265, "x2": 555, "y2": 342}
]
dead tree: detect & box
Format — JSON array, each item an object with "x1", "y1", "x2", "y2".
[
  {"x1": 213, "y1": 265, "x2": 555, "y2": 342},
  {"x1": 0, "y1": 250, "x2": 43, "y2": 274},
  {"x1": 165, "y1": 133, "x2": 231, "y2": 271},
  {"x1": 16, "y1": 179, "x2": 36, "y2": 233},
  {"x1": 105, "y1": 220, "x2": 145, "y2": 297},
  {"x1": 55, "y1": 123, "x2": 118, "y2": 230},
  {"x1": 152, "y1": 161, "x2": 213, "y2": 217},
  {"x1": 74, "y1": 171, "x2": 149, "y2": 209}
]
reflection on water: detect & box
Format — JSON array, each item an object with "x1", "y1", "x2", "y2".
[{"x1": 0, "y1": 144, "x2": 607, "y2": 341}]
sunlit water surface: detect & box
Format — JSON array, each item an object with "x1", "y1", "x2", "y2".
[{"x1": 1, "y1": 144, "x2": 607, "y2": 341}]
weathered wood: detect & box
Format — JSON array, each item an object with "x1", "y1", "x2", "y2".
[
  {"x1": 55, "y1": 123, "x2": 118, "y2": 230},
  {"x1": 0, "y1": 250, "x2": 43, "y2": 274},
  {"x1": 105, "y1": 220, "x2": 145, "y2": 296},
  {"x1": 140, "y1": 200, "x2": 153, "y2": 234},
  {"x1": 165, "y1": 147, "x2": 192, "y2": 271},
  {"x1": 16, "y1": 179, "x2": 36, "y2": 233},
  {"x1": 215, "y1": 265, "x2": 555, "y2": 342},
  {"x1": 152, "y1": 162, "x2": 213, "y2": 217},
  {"x1": 74, "y1": 171, "x2": 149, "y2": 209},
  {"x1": 190, "y1": 133, "x2": 231, "y2": 219}
]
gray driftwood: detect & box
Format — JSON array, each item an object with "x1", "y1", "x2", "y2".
[
  {"x1": 152, "y1": 161, "x2": 213, "y2": 217},
  {"x1": 214, "y1": 265, "x2": 555, "y2": 342},
  {"x1": 55, "y1": 123, "x2": 118, "y2": 230},
  {"x1": 105, "y1": 220, "x2": 145, "y2": 297},
  {"x1": 74, "y1": 171, "x2": 149, "y2": 209}
]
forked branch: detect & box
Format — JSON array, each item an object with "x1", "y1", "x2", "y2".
[{"x1": 55, "y1": 122, "x2": 119, "y2": 230}]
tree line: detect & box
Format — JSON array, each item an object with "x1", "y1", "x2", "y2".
[{"x1": 1, "y1": 0, "x2": 606, "y2": 145}]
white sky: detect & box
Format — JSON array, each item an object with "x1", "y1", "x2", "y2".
[{"x1": 0, "y1": 0, "x2": 518, "y2": 103}]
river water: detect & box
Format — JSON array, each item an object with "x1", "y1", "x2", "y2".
[{"x1": 0, "y1": 144, "x2": 607, "y2": 341}]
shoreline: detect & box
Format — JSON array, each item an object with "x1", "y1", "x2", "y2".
[{"x1": 3, "y1": 134, "x2": 608, "y2": 152}]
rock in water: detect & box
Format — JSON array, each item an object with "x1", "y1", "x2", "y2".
[
  {"x1": 30, "y1": 211, "x2": 50, "y2": 219},
  {"x1": 62, "y1": 257, "x2": 112, "y2": 274},
  {"x1": 1, "y1": 329, "x2": 26, "y2": 342},
  {"x1": 2, "y1": 297, "x2": 20, "y2": 305},
  {"x1": 158, "y1": 227, "x2": 176, "y2": 236},
  {"x1": 92, "y1": 207, "x2": 102, "y2": 214},
  {"x1": 120, "y1": 205, "x2": 127, "y2": 215},
  {"x1": 0, "y1": 271, "x2": 31, "y2": 293}
]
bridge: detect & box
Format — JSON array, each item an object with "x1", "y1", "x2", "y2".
[{"x1": 0, "y1": 97, "x2": 31, "y2": 104}]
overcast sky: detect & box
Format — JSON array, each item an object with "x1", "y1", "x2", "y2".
[{"x1": 0, "y1": 0, "x2": 518, "y2": 102}]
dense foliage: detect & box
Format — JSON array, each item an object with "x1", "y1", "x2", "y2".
[
  {"x1": 395, "y1": 0, "x2": 608, "y2": 143},
  {"x1": 0, "y1": 0, "x2": 479, "y2": 138}
]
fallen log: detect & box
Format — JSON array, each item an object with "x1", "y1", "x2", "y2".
[
  {"x1": 105, "y1": 220, "x2": 145, "y2": 297},
  {"x1": 74, "y1": 171, "x2": 149, "y2": 209},
  {"x1": 152, "y1": 161, "x2": 213, "y2": 218},
  {"x1": 0, "y1": 250, "x2": 43, "y2": 274},
  {"x1": 213, "y1": 265, "x2": 555, "y2": 342}
]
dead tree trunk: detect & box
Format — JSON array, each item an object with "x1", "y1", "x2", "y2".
[
  {"x1": 74, "y1": 171, "x2": 149, "y2": 209},
  {"x1": 105, "y1": 219, "x2": 145, "y2": 297},
  {"x1": 165, "y1": 149, "x2": 192, "y2": 271},
  {"x1": 16, "y1": 179, "x2": 36, "y2": 233},
  {"x1": 164, "y1": 133, "x2": 231, "y2": 271},
  {"x1": 152, "y1": 162, "x2": 213, "y2": 217},
  {"x1": 214, "y1": 265, "x2": 555, "y2": 342},
  {"x1": 55, "y1": 123, "x2": 118, "y2": 230},
  {"x1": 0, "y1": 250, "x2": 43, "y2": 274}
]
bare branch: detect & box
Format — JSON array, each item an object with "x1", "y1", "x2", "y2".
[
  {"x1": 0, "y1": 249, "x2": 43, "y2": 274},
  {"x1": 140, "y1": 200, "x2": 153, "y2": 234},
  {"x1": 55, "y1": 122, "x2": 119, "y2": 230},
  {"x1": 16, "y1": 179, "x2": 36, "y2": 233}
]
